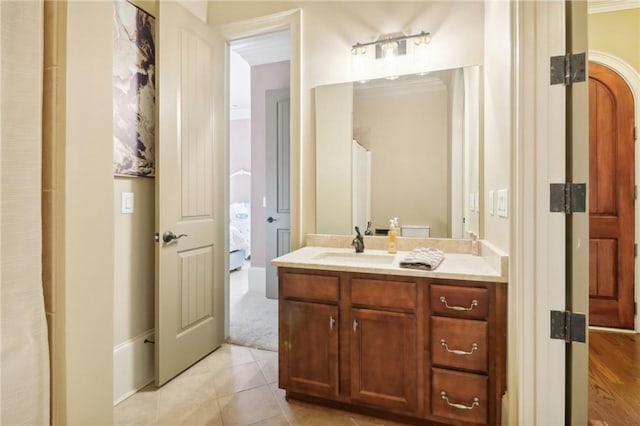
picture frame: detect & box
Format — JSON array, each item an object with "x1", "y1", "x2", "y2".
[{"x1": 112, "y1": 0, "x2": 155, "y2": 177}]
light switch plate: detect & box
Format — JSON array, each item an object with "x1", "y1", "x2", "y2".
[
  {"x1": 122, "y1": 192, "x2": 134, "y2": 214},
  {"x1": 489, "y1": 190, "x2": 495, "y2": 215},
  {"x1": 497, "y1": 189, "x2": 508, "y2": 217}
]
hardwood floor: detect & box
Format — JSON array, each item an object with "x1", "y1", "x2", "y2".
[{"x1": 589, "y1": 330, "x2": 640, "y2": 425}]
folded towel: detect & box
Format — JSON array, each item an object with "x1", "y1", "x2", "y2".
[{"x1": 399, "y1": 247, "x2": 445, "y2": 271}]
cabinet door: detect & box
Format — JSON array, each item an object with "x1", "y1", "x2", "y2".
[
  {"x1": 280, "y1": 300, "x2": 339, "y2": 398},
  {"x1": 350, "y1": 308, "x2": 417, "y2": 413}
]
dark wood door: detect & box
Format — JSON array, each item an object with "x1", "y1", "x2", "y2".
[
  {"x1": 350, "y1": 308, "x2": 417, "y2": 413},
  {"x1": 280, "y1": 300, "x2": 339, "y2": 398},
  {"x1": 589, "y1": 62, "x2": 636, "y2": 329}
]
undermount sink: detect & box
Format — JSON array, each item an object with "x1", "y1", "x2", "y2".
[{"x1": 312, "y1": 251, "x2": 396, "y2": 265}]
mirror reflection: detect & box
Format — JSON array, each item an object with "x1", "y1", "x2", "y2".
[{"x1": 315, "y1": 66, "x2": 481, "y2": 239}]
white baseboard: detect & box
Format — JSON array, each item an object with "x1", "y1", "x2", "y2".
[
  {"x1": 249, "y1": 266, "x2": 266, "y2": 295},
  {"x1": 113, "y1": 329, "x2": 155, "y2": 405}
]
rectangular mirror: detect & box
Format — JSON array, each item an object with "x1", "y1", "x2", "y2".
[{"x1": 315, "y1": 66, "x2": 482, "y2": 239}]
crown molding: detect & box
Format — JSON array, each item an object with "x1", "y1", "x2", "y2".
[{"x1": 588, "y1": 0, "x2": 640, "y2": 14}]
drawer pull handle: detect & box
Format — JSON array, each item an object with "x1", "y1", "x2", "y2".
[
  {"x1": 440, "y1": 391, "x2": 480, "y2": 410},
  {"x1": 329, "y1": 316, "x2": 336, "y2": 331},
  {"x1": 439, "y1": 296, "x2": 478, "y2": 311},
  {"x1": 440, "y1": 339, "x2": 479, "y2": 356}
]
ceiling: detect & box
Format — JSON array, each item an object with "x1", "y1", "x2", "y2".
[{"x1": 230, "y1": 30, "x2": 291, "y2": 66}]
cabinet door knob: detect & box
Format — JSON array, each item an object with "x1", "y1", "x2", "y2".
[
  {"x1": 439, "y1": 296, "x2": 479, "y2": 312},
  {"x1": 352, "y1": 319, "x2": 359, "y2": 333},
  {"x1": 440, "y1": 339, "x2": 479, "y2": 356},
  {"x1": 329, "y1": 316, "x2": 336, "y2": 331},
  {"x1": 440, "y1": 391, "x2": 480, "y2": 410}
]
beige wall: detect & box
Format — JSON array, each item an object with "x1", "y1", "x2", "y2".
[
  {"x1": 208, "y1": 1, "x2": 486, "y2": 245},
  {"x1": 61, "y1": 1, "x2": 115, "y2": 423},
  {"x1": 354, "y1": 86, "x2": 449, "y2": 237},
  {"x1": 112, "y1": 0, "x2": 156, "y2": 404},
  {"x1": 482, "y1": 1, "x2": 511, "y2": 252},
  {"x1": 113, "y1": 177, "x2": 155, "y2": 346},
  {"x1": 589, "y1": 8, "x2": 640, "y2": 73},
  {"x1": 315, "y1": 82, "x2": 354, "y2": 235}
]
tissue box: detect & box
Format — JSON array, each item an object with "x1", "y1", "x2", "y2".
[{"x1": 400, "y1": 225, "x2": 430, "y2": 238}]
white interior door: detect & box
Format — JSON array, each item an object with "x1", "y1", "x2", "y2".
[
  {"x1": 155, "y1": 2, "x2": 225, "y2": 386},
  {"x1": 265, "y1": 88, "x2": 291, "y2": 299}
]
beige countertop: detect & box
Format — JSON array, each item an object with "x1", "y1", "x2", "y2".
[{"x1": 272, "y1": 245, "x2": 508, "y2": 283}]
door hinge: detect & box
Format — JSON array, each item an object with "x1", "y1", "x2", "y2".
[
  {"x1": 635, "y1": 185, "x2": 638, "y2": 201},
  {"x1": 635, "y1": 243, "x2": 638, "y2": 258},
  {"x1": 550, "y1": 310, "x2": 586, "y2": 343},
  {"x1": 550, "y1": 52, "x2": 586, "y2": 86},
  {"x1": 550, "y1": 183, "x2": 587, "y2": 213},
  {"x1": 634, "y1": 126, "x2": 637, "y2": 142}
]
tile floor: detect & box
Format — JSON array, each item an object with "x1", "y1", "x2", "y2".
[{"x1": 114, "y1": 343, "x2": 402, "y2": 426}]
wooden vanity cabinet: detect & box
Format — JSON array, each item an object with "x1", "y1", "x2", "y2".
[
  {"x1": 428, "y1": 282, "x2": 507, "y2": 425},
  {"x1": 279, "y1": 271, "x2": 340, "y2": 399},
  {"x1": 278, "y1": 267, "x2": 506, "y2": 426},
  {"x1": 280, "y1": 300, "x2": 339, "y2": 398},
  {"x1": 350, "y1": 277, "x2": 418, "y2": 414}
]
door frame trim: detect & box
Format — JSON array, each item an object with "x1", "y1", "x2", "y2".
[
  {"x1": 215, "y1": 9, "x2": 301, "y2": 338},
  {"x1": 590, "y1": 50, "x2": 640, "y2": 332},
  {"x1": 511, "y1": 1, "x2": 568, "y2": 423}
]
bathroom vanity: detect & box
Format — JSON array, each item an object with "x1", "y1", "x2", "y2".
[{"x1": 273, "y1": 237, "x2": 507, "y2": 426}]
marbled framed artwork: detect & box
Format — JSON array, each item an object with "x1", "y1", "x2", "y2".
[{"x1": 113, "y1": 1, "x2": 155, "y2": 177}]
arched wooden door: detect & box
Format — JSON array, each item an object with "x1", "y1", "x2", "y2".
[{"x1": 589, "y1": 62, "x2": 636, "y2": 329}]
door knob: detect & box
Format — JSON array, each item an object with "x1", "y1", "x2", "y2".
[
  {"x1": 267, "y1": 216, "x2": 278, "y2": 223},
  {"x1": 162, "y1": 231, "x2": 188, "y2": 243}
]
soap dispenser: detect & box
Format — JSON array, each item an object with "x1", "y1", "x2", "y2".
[
  {"x1": 388, "y1": 218, "x2": 398, "y2": 254},
  {"x1": 471, "y1": 232, "x2": 479, "y2": 256}
]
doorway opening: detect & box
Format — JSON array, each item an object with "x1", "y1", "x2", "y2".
[
  {"x1": 227, "y1": 30, "x2": 291, "y2": 352},
  {"x1": 587, "y1": 53, "x2": 640, "y2": 423}
]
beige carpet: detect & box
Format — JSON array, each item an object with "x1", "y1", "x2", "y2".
[{"x1": 227, "y1": 262, "x2": 278, "y2": 352}]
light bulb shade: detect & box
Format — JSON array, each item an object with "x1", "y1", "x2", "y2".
[
  {"x1": 382, "y1": 41, "x2": 398, "y2": 57},
  {"x1": 350, "y1": 44, "x2": 370, "y2": 80},
  {"x1": 414, "y1": 38, "x2": 430, "y2": 69},
  {"x1": 351, "y1": 31, "x2": 430, "y2": 79}
]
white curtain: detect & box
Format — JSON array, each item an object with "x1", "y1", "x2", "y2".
[
  {"x1": 1, "y1": 1, "x2": 50, "y2": 425},
  {"x1": 351, "y1": 140, "x2": 371, "y2": 231}
]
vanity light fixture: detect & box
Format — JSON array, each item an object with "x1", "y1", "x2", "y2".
[{"x1": 351, "y1": 31, "x2": 431, "y2": 60}]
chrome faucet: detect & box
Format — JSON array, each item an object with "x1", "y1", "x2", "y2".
[
  {"x1": 364, "y1": 221, "x2": 373, "y2": 236},
  {"x1": 352, "y1": 226, "x2": 365, "y2": 253}
]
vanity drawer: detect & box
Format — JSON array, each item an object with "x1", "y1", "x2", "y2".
[
  {"x1": 430, "y1": 284, "x2": 488, "y2": 319},
  {"x1": 281, "y1": 272, "x2": 339, "y2": 303},
  {"x1": 431, "y1": 368, "x2": 488, "y2": 425},
  {"x1": 351, "y1": 278, "x2": 416, "y2": 311},
  {"x1": 431, "y1": 316, "x2": 488, "y2": 373}
]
